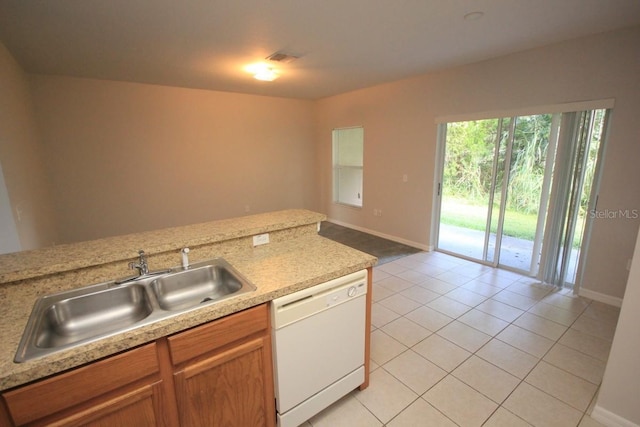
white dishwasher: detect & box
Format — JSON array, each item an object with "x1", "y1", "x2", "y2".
[{"x1": 271, "y1": 269, "x2": 368, "y2": 427}]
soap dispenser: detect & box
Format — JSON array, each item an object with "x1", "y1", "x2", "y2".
[{"x1": 181, "y1": 247, "x2": 190, "y2": 269}]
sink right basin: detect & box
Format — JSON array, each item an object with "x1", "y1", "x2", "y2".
[{"x1": 150, "y1": 260, "x2": 255, "y2": 311}]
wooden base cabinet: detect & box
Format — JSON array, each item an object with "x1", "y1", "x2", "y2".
[
  {"x1": 169, "y1": 304, "x2": 275, "y2": 427},
  {"x1": 41, "y1": 382, "x2": 165, "y2": 427},
  {"x1": 1, "y1": 343, "x2": 169, "y2": 427},
  {"x1": 2, "y1": 304, "x2": 275, "y2": 427}
]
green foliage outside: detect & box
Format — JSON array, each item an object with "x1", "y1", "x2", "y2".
[
  {"x1": 443, "y1": 115, "x2": 552, "y2": 214},
  {"x1": 440, "y1": 112, "x2": 602, "y2": 245},
  {"x1": 440, "y1": 115, "x2": 552, "y2": 241}
]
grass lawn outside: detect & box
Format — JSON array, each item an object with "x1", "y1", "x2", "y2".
[
  {"x1": 440, "y1": 198, "x2": 585, "y2": 247},
  {"x1": 440, "y1": 199, "x2": 538, "y2": 241}
]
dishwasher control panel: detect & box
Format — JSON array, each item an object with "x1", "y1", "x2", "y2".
[
  {"x1": 271, "y1": 269, "x2": 368, "y2": 330},
  {"x1": 326, "y1": 283, "x2": 366, "y2": 307}
]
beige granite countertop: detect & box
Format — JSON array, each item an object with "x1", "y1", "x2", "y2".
[
  {"x1": 0, "y1": 210, "x2": 377, "y2": 392},
  {"x1": 0, "y1": 209, "x2": 326, "y2": 284}
]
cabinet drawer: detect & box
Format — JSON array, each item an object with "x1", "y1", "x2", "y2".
[
  {"x1": 168, "y1": 304, "x2": 269, "y2": 365},
  {"x1": 3, "y1": 343, "x2": 159, "y2": 426}
]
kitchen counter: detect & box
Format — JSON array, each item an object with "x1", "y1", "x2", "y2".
[
  {"x1": 0, "y1": 210, "x2": 377, "y2": 391},
  {"x1": 0, "y1": 209, "x2": 329, "y2": 284}
]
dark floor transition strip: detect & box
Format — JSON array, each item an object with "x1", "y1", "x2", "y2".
[{"x1": 318, "y1": 221, "x2": 422, "y2": 265}]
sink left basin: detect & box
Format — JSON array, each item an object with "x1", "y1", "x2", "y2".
[
  {"x1": 15, "y1": 283, "x2": 155, "y2": 362},
  {"x1": 36, "y1": 284, "x2": 153, "y2": 349}
]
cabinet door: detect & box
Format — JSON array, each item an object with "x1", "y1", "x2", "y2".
[
  {"x1": 2, "y1": 343, "x2": 163, "y2": 426},
  {"x1": 44, "y1": 382, "x2": 163, "y2": 427},
  {"x1": 174, "y1": 336, "x2": 274, "y2": 427}
]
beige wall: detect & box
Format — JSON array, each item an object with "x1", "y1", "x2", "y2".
[
  {"x1": 594, "y1": 228, "x2": 640, "y2": 426},
  {"x1": 315, "y1": 26, "x2": 640, "y2": 300},
  {"x1": 0, "y1": 42, "x2": 57, "y2": 250},
  {"x1": 30, "y1": 76, "x2": 317, "y2": 243},
  {"x1": 3, "y1": 27, "x2": 639, "y2": 300}
]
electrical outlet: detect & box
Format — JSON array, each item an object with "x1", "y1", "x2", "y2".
[
  {"x1": 253, "y1": 233, "x2": 270, "y2": 246},
  {"x1": 403, "y1": 174, "x2": 408, "y2": 182}
]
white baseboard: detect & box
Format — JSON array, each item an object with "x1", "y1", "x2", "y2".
[
  {"x1": 592, "y1": 405, "x2": 640, "y2": 427},
  {"x1": 324, "y1": 219, "x2": 430, "y2": 251},
  {"x1": 578, "y1": 288, "x2": 623, "y2": 308}
]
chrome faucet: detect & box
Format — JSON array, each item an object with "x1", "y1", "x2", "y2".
[
  {"x1": 129, "y1": 250, "x2": 150, "y2": 276},
  {"x1": 115, "y1": 249, "x2": 171, "y2": 284}
]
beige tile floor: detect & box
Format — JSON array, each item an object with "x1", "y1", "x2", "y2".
[{"x1": 300, "y1": 251, "x2": 620, "y2": 427}]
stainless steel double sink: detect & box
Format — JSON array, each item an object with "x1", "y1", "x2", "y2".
[{"x1": 15, "y1": 258, "x2": 256, "y2": 363}]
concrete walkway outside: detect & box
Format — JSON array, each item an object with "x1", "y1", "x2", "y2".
[{"x1": 438, "y1": 223, "x2": 580, "y2": 282}]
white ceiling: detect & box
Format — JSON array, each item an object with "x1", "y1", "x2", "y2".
[{"x1": 1, "y1": 1, "x2": 640, "y2": 100}]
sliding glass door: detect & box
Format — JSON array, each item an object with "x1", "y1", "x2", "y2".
[
  {"x1": 434, "y1": 108, "x2": 609, "y2": 289},
  {"x1": 437, "y1": 118, "x2": 502, "y2": 261},
  {"x1": 436, "y1": 114, "x2": 556, "y2": 275},
  {"x1": 498, "y1": 114, "x2": 557, "y2": 274}
]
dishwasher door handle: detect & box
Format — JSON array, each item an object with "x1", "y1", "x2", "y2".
[{"x1": 280, "y1": 294, "x2": 314, "y2": 309}]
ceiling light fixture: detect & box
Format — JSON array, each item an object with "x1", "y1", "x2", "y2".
[
  {"x1": 244, "y1": 52, "x2": 298, "y2": 82},
  {"x1": 463, "y1": 11, "x2": 484, "y2": 21},
  {"x1": 254, "y1": 66, "x2": 278, "y2": 81},
  {"x1": 245, "y1": 63, "x2": 279, "y2": 81}
]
